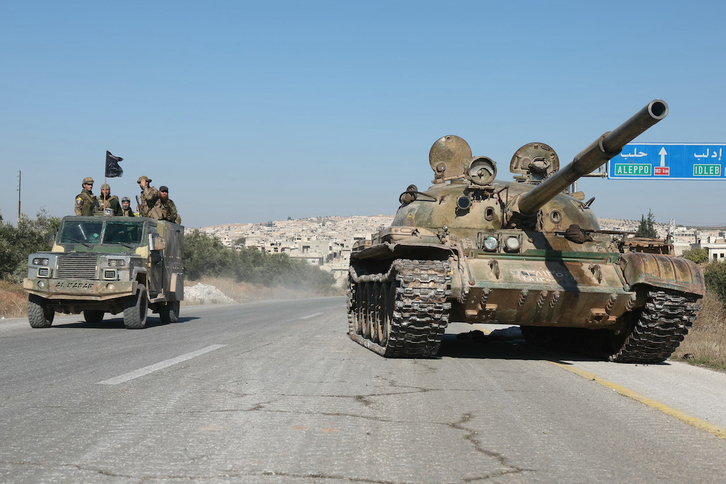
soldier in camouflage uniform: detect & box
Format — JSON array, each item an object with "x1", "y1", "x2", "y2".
[
  {"x1": 74, "y1": 177, "x2": 98, "y2": 216},
  {"x1": 137, "y1": 175, "x2": 162, "y2": 218},
  {"x1": 121, "y1": 197, "x2": 135, "y2": 217},
  {"x1": 95, "y1": 183, "x2": 123, "y2": 216},
  {"x1": 158, "y1": 186, "x2": 182, "y2": 224}
]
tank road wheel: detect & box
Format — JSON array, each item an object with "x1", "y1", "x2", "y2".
[
  {"x1": 27, "y1": 294, "x2": 54, "y2": 328},
  {"x1": 368, "y1": 282, "x2": 382, "y2": 344},
  {"x1": 354, "y1": 281, "x2": 365, "y2": 335},
  {"x1": 346, "y1": 274, "x2": 357, "y2": 336},
  {"x1": 159, "y1": 301, "x2": 180, "y2": 324},
  {"x1": 607, "y1": 288, "x2": 701, "y2": 364},
  {"x1": 83, "y1": 310, "x2": 105, "y2": 324},
  {"x1": 377, "y1": 280, "x2": 396, "y2": 348},
  {"x1": 347, "y1": 259, "x2": 451, "y2": 358},
  {"x1": 362, "y1": 282, "x2": 373, "y2": 339},
  {"x1": 123, "y1": 285, "x2": 148, "y2": 329}
]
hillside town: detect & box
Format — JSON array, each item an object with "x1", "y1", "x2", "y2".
[{"x1": 192, "y1": 215, "x2": 726, "y2": 286}]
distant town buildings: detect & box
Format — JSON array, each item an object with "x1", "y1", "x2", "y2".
[
  {"x1": 191, "y1": 215, "x2": 393, "y2": 285},
  {"x1": 190, "y1": 216, "x2": 725, "y2": 286}
]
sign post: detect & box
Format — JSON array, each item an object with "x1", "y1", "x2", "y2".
[{"x1": 607, "y1": 143, "x2": 726, "y2": 180}]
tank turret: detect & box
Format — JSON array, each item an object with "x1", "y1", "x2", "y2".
[
  {"x1": 515, "y1": 99, "x2": 668, "y2": 216},
  {"x1": 347, "y1": 99, "x2": 704, "y2": 364}
]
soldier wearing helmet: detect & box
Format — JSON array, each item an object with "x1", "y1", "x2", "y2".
[
  {"x1": 137, "y1": 175, "x2": 161, "y2": 218},
  {"x1": 94, "y1": 183, "x2": 122, "y2": 216},
  {"x1": 74, "y1": 177, "x2": 98, "y2": 216},
  {"x1": 121, "y1": 197, "x2": 135, "y2": 217}
]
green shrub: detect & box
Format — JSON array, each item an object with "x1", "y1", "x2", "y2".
[
  {"x1": 704, "y1": 261, "x2": 726, "y2": 309},
  {"x1": 682, "y1": 247, "x2": 709, "y2": 264},
  {"x1": 0, "y1": 209, "x2": 60, "y2": 282},
  {"x1": 183, "y1": 230, "x2": 335, "y2": 290}
]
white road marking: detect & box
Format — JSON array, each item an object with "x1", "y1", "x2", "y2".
[
  {"x1": 300, "y1": 312, "x2": 323, "y2": 320},
  {"x1": 96, "y1": 344, "x2": 227, "y2": 385}
]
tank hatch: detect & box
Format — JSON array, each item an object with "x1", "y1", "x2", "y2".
[
  {"x1": 429, "y1": 135, "x2": 472, "y2": 184},
  {"x1": 510, "y1": 142, "x2": 559, "y2": 185}
]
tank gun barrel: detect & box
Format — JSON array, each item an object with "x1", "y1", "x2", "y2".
[{"x1": 517, "y1": 99, "x2": 668, "y2": 216}]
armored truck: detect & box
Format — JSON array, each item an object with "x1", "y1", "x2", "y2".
[
  {"x1": 347, "y1": 100, "x2": 705, "y2": 363},
  {"x1": 23, "y1": 216, "x2": 184, "y2": 329}
]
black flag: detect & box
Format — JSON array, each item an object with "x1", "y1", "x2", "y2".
[{"x1": 105, "y1": 151, "x2": 124, "y2": 178}]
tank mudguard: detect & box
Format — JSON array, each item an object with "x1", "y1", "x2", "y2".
[{"x1": 618, "y1": 252, "x2": 705, "y2": 296}]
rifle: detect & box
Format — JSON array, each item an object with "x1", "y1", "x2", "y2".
[{"x1": 135, "y1": 195, "x2": 141, "y2": 216}]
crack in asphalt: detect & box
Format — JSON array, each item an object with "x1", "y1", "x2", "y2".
[
  {"x1": 447, "y1": 413, "x2": 534, "y2": 480},
  {"x1": 0, "y1": 460, "x2": 138, "y2": 480},
  {"x1": 411, "y1": 360, "x2": 439, "y2": 373},
  {"x1": 0, "y1": 413, "x2": 535, "y2": 483},
  {"x1": 259, "y1": 470, "x2": 418, "y2": 483},
  {"x1": 0, "y1": 460, "x2": 526, "y2": 484}
]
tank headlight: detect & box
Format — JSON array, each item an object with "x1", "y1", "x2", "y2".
[
  {"x1": 505, "y1": 236, "x2": 521, "y2": 252},
  {"x1": 483, "y1": 236, "x2": 499, "y2": 251},
  {"x1": 456, "y1": 196, "x2": 471, "y2": 211},
  {"x1": 37, "y1": 280, "x2": 46, "y2": 289},
  {"x1": 33, "y1": 258, "x2": 49, "y2": 266}
]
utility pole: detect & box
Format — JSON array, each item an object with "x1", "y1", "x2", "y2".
[{"x1": 17, "y1": 170, "x2": 21, "y2": 228}]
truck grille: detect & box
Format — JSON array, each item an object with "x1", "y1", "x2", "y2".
[{"x1": 57, "y1": 254, "x2": 99, "y2": 279}]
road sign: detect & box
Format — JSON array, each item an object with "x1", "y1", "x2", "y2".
[{"x1": 607, "y1": 143, "x2": 726, "y2": 180}]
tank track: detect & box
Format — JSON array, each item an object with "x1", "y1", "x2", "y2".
[
  {"x1": 347, "y1": 259, "x2": 451, "y2": 358},
  {"x1": 521, "y1": 287, "x2": 701, "y2": 364},
  {"x1": 609, "y1": 288, "x2": 701, "y2": 363}
]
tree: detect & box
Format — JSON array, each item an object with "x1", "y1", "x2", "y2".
[
  {"x1": 0, "y1": 209, "x2": 61, "y2": 281},
  {"x1": 234, "y1": 237, "x2": 246, "y2": 246},
  {"x1": 636, "y1": 210, "x2": 658, "y2": 238},
  {"x1": 682, "y1": 247, "x2": 709, "y2": 264},
  {"x1": 182, "y1": 230, "x2": 335, "y2": 290}
]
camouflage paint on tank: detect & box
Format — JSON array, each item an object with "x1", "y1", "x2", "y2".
[{"x1": 348, "y1": 99, "x2": 706, "y2": 362}]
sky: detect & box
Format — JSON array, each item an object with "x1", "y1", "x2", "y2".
[{"x1": 1, "y1": 0, "x2": 725, "y2": 229}]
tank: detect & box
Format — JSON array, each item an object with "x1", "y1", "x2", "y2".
[{"x1": 347, "y1": 99, "x2": 705, "y2": 363}]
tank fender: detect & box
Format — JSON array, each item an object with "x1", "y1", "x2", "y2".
[{"x1": 618, "y1": 252, "x2": 705, "y2": 296}]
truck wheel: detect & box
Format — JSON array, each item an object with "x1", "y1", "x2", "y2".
[
  {"x1": 123, "y1": 285, "x2": 148, "y2": 329},
  {"x1": 83, "y1": 310, "x2": 105, "y2": 323},
  {"x1": 28, "y1": 294, "x2": 54, "y2": 328},
  {"x1": 159, "y1": 301, "x2": 180, "y2": 324}
]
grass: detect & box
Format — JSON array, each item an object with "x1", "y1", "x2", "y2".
[
  {"x1": 0, "y1": 281, "x2": 27, "y2": 319},
  {"x1": 671, "y1": 290, "x2": 726, "y2": 370}
]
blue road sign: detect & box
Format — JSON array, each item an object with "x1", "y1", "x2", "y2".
[{"x1": 607, "y1": 143, "x2": 726, "y2": 180}]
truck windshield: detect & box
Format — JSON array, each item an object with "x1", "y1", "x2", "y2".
[
  {"x1": 59, "y1": 220, "x2": 145, "y2": 246},
  {"x1": 102, "y1": 221, "x2": 144, "y2": 245},
  {"x1": 59, "y1": 221, "x2": 104, "y2": 244}
]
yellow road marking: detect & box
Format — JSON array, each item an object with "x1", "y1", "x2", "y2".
[
  {"x1": 465, "y1": 324, "x2": 725, "y2": 439},
  {"x1": 551, "y1": 362, "x2": 726, "y2": 440}
]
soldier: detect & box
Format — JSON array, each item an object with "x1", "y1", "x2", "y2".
[
  {"x1": 121, "y1": 197, "x2": 135, "y2": 217},
  {"x1": 137, "y1": 175, "x2": 161, "y2": 218},
  {"x1": 95, "y1": 183, "x2": 123, "y2": 216},
  {"x1": 158, "y1": 186, "x2": 182, "y2": 224},
  {"x1": 74, "y1": 177, "x2": 98, "y2": 216}
]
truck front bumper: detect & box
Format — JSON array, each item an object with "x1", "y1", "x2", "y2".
[{"x1": 23, "y1": 279, "x2": 137, "y2": 301}]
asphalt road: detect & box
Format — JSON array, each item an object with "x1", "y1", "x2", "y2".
[{"x1": 1, "y1": 297, "x2": 726, "y2": 483}]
